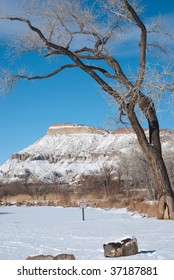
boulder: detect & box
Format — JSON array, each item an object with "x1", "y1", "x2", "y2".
[
  {"x1": 53, "y1": 253, "x2": 75, "y2": 260},
  {"x1": 26, "y1": 254, "x2": 54, "y2": 260},
  {"x1": 103, "y1": 236, "x2": 138, "y2": 257},
  {"x1": 26, "y1": 253, "x2": 75, "y2": 260}
]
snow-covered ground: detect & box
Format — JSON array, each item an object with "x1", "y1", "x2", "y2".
[{"x1": 0, "y1": 206, "x2": 174, "y2": 260}]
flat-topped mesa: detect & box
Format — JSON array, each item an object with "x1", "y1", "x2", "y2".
[{"x1": 47, "y1": 123, "x2": 108, "y2": 135}]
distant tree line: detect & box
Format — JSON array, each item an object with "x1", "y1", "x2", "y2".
[{"x1": 0, "y1": 151, "x2": 173, "y2": 204}]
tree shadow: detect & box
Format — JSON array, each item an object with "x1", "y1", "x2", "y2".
[
  {"x1": 0, "y1": 212, "x2": 12, "y2": 215},
  {"x1": 138, "y1": 250, "x2": 156, "y2": 254}
]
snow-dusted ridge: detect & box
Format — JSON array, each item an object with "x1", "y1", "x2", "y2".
[{"x1": 0, "y1": 123, "x2": 174, "y2": 184}]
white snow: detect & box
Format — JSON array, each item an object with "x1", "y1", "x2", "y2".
[
  {"x1": 49, "y1": 125, "x2": 95, "y2": 130},
  {"x1": 0, "y1": 206, "x2": 174, "y2": 260},
  {"x1": 0, "y1": 126, "x2": 173, "y2": 184}
]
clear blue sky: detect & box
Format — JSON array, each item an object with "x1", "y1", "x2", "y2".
[{"x1": 0, "y1": 0, "x2": 174, "y2": 165}]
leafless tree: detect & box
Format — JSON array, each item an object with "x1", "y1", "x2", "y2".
[
  {"x1": 129, "y1": 150, "x2": 157, "y2": 200},
  {"x1": 21, "y1": 168, "x2": 34, "y2": 198},
  {"x1": 117, "y1": 157, "x2": 130, "y2": 197},
  {"x1": 99, "y1": 164, "x2": 118, "y2": 196},
  {"x1": 0, "y1": 0, "x2": 174, "y2": 218},
  {"x1": 52, "y1": 171, "x2": 64, "y2": 192},
  {"x1": 22, "y1": 169, "x2": 48, "y2": 199},
  {"x1": 33, "y1": 180, "x2": 48, "y2": 200}
]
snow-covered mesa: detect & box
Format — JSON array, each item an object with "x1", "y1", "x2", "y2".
[{"x1": 0, "y1": 123, "x2": 174, "y2": 183}]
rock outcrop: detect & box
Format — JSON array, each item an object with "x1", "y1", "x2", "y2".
[{"x1": 47, "y1": 123, "x2": 107, "y2": 135}]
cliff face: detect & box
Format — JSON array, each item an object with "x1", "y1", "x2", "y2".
[
  {"x1": 0, "y1": 124, "x2": 173, "y2": 184},
  {"x1": 47, "y1": 123, "x2": 107, "y2": 135}
]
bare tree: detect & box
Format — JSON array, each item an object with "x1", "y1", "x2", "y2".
[
  {"x1": 22, "y1": 169, "x2": 48, "y2": 199},
  {"x1": 22, "y1": 169, "x2": 34, "y2": 198},
  {"x1": 99, "y1": 164, "x2": 117, "y2": 196},
  {"x1": 129, "y1": 150, "x2": 157, "y2": 200},
  {"x1": 0, "y1": 0, "x2": 174, "y2": 218},
  {"x1": 52, "y1": 171, "x2": 64, "y2": 192},
  {"x1": 117, "y1": 157, "x2": 131, "y2": 197}
]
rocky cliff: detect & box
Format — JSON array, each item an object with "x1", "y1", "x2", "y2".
[{"x1": 0, "y1": 123, "x2": 173, "y2": 184}]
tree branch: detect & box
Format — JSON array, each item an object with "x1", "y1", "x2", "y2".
[
  {"x1": 0, "y1": 64, "x2": 78, "y2": 94},
  {"x1": 74, "y1": 47, "x2": 104, "y2": 60},
  {"x1": 88, "y1": 65, "x2": 117, "y2": 79},
  {"x1": 4, "y1": 17, "x2": 48, "y2": 44},
  {"x1": 124, "y1": 0, "x2": 147, "y2": 89},
  {"x1": 104, "y1": 55, "x2": 133, "y2": 90},
  {"x1": 1, "y1": 17, "x2": 124, "y2": 106},
  {"x1": 127, "y1": 106, "x2": 151, "y2": 159},
  {"x1": 15, "y1": 64, "x2": 78, "y2": 80}
]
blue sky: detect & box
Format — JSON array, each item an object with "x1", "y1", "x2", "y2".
[{"x1": 0, "y1": 0, "x2": 174, "y2": 165}]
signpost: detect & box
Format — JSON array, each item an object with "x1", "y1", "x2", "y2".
[{"x1": 79, "y1": 198, "x2": 87, "y2": 221}]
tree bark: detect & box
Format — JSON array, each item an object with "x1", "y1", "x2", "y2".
[
  {"x1": 127, "y1": 104, "x2": 174, "y2": 219},
  {"x1": 150, "y1": 150, "x2": 174, "y2": 219}
]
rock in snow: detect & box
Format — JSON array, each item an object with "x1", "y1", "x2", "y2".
[
  {"x1": 103, "y1": 236, "x2": 138, "y2": 257},
  {"x1": 26, "y1": 253, "x2": 75, "y2": 260},
  {"x1": 0, "y1": 123, "x2": 173, "y2": 184}
]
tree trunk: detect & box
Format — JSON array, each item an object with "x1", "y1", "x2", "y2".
[
  {"x1": 150, "y1": 150, "x2": 174, "y2": 219},
  {"x1": 127, "y1": 104, "x2": 174, "y2": 219}
]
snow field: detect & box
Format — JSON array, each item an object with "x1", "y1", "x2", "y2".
[{"x1": 0, "y1": 206, "x2": 174, "y2": 260}]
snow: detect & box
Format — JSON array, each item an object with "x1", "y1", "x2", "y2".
[
  {"x1": 0, "y1": 133, "x2": 126, "y2": 182},
  {"x1": 0, "y1": 125, "x2": 173, "y2": 184},
  {"x1": 0, "y1": 206, "x2": 174, "y2": 260},
  {"x1": 49, "y1": 125, "x2": 95, "y2": 130}
]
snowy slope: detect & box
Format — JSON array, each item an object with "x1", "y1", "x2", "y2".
[
  {"x1": 0, "y1": 123, "x2": 174, "y2": 184},
  {"x1": 0, "y1": 206, "x2": 174, "y2": 260}
]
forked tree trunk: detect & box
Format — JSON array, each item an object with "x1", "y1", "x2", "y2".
[{"x1": 127, "y1": 102, "x2": 174, "y2": 219}]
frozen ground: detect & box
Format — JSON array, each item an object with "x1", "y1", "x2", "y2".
[{"x1": 0, "y1": 206, "x2": 174, "y2": 260}]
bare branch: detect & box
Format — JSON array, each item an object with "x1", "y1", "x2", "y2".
[
  {"x1": 0, "y1": 64, "x2": 77, "y2": 94},
  {"x1": 4, "y1": 16, "x2": 48, "y2": 43},
  {"x1": 88, "y1": 65, "x2": 117, "y2": 79},
  {"x1": 18, "y1": 64, "x2": 78, "y2": 80},
  {"x1": 74, "y1": 47, "x2": 104, "y2": 60},
  {"x1": 104, "y1": 55, "x2": 133, "y2": 90},
  {"x1": 124, "y1": 0, "x2": 147, "y2": 89}
]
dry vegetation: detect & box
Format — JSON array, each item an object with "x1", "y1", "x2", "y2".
[
  {"x1": 0, "y1": 151, "x2": 173, "y2": 219},
  {"x1": 0, "y1": 177, "x2": 159, "y2": 218},
  {"x1": 0, "y1": 191, "x2": 159, "y2": 218}
]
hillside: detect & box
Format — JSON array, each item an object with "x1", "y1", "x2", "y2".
[{"x1": 0, "y1": 123, "x2": 174, "y2": 186}]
